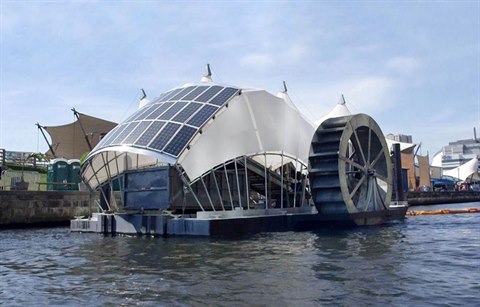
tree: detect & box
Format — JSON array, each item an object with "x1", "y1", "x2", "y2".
[{"x1": 16, "y1": 152, "x2": 50, "y2": 190}]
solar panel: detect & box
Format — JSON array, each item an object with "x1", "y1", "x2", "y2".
[
  {"x1": 149, "y1": 97, "x2": 162, "y2": 105},
  {"x1": 131, "y1": 104, "x2": 160, "y2": 122},
  {"x1": 163, "y1": 125, "x2": 197, "y2": 156},
  {"x1": 181, "y1": 86, "x2": 208, "y2": 101},
  {"x1": 170, "y1": 86, "x2": 195, "y2": 101},
  {"x1": 111, "y1": 122, "x2": 139, "y2": 145},
  {"x1": 123, "y1": 107, "x2": 144, "y2": 123},
  {"x1": 96, "y1": 126, "x2": 118, "y2": 148},
  {"x1": 122, "y1": 121, "x2": 151, "y2": 144},
  {"x1": 101, "y1": 124, "x2": 128, "y2": 147},
  {"x1": 158, "y1": 101, "x2": 188, "y2": 120},
  {"x1": 195, "y1": 85, "x2": 223, "y2": 102},
  {"x1": 161, "y1": 88, "x2": 183, "y2": 101},
  {"x1": 172, "y1": 102, "x2": 202, "y2": 123},
  {"x1": 209, "y1": 87, "x2": 239, "y2": 106},
  {"x1": 146, "y1": 101, "x2": 174, "y2": 120},
  {"x1": 187, "y1": 105, "x2": 218, "y2": 127},
  {"x1": 148, "y1": 122, "x2": 181, "y2": 151},
  {"x1": 135, "y1": 121, "x2": 165, "y2": 146},
  {"x1": 156, "y1": 91, "x2": 171, "y2": 102}
]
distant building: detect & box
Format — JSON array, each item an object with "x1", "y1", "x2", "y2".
[
  {"x1": 385, "y1": 134, "x2": 418, "y2": 190},
  {"x1": 385, "y1": 133, "x2": 413, "y2": 144},
  {"x1": 431, "y1": 131, "x2": 480, "y2": 181},
  {"x1": 4, "y1": 150, "x2": 33, "y2": 163},
  {"x1": 440, "y1": 138, "x2": 480, "y2": 171}
]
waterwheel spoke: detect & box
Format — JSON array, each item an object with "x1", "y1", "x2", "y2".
[
  {"x1": 370, "y1": 150, "x2": 384, "y2": 168},
  {"x1": 352, "y1": 128, "x2": 367, "y2": 166},
  {"x1": 374, "y1": 173, "x2": 388, "y2": 183},
  {"x1": 364, "y1": 177, "x2": 373, "y2": 211},
  {"x1": 349, "y1": 173, "x2": 366, "y2": 199},
  {"x1": 375, "y1": 178, "x2": 388, "y2": 209},
  {"x1": 309, "y1": 114, "x2": 393, "y2": 222},
  {"x1": 348, "y1": 148, "x2": 356, "y2": 160},
  {"x1": 367, "y1": 127, "x2": 372, "y2": 165},
  {"x1": 340, "y1": 155, "x2": 366, "y2": 172},
  {"x1": 372, "y1": 177, "x2": 378, "y2": 210}
]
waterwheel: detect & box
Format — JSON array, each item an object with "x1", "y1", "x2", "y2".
[{"x1": 309, "y1": 114, "x2": 393, "y2": 225}]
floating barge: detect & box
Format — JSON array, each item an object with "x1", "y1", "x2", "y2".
[{"x1": 71, "y1": 68, "x2": 407, "y2": 236}]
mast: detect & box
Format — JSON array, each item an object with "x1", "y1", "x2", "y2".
[
  {"x1": 36, "y1": 123, "x2": 56, "y2": 158},
  {"x1": 71, "y1": 108, "x2": 93, "y2": 151}
]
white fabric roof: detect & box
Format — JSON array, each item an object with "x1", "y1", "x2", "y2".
[
  {"x1": 443, "y1": 157, "x2": 480, "y2": 181},
  {"x1": 314, "y1": 96, "x2": 416, "y2": 154},
  {"x1": 431, "y1": 151, "x2": 443, "y2": 167},
  {"x1": 82, "y1": 82, "x2": 316, "y2": 189},
  {"x1": 314, "y1": 95, "x2": 352, "y2": 127},
  {"x1": 180, "y1": 88, "x2": 316, "y2": 179}
]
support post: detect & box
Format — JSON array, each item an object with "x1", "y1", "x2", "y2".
[
  {"x1": 293, "y1": 158, "x2": 298, "y2": 208},
  {"x1": 175, "y1": 165, "x2": 205, "y2": 211},
  {"x1": 223, "y1": 163, "x2": 234, "y2": 210},
  {"x1": 280, "y1": 151, "x2": 284, "y2": 209},
  {"x1": 234, "y1": 158, "x2": 242, "y2": 208},
  {"x1": 212, "y1": 171, "x2": 225, "y2": 211},
  {"x1": 393, "y1": 143, "x2": 406, "y2": 202},
  {"x1": 244, "y1": 156, "x2": 250, "y2": 210},
  {"x1": 264, "y1": 153, "x2": 268, "y2": 209},
  {"x1": 201, "y1": 175, "x2": 216, "y2": 211}
]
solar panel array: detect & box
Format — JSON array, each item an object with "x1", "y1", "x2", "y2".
[{"x1": 95, "y1": 84, "x2": 240, "y2": 158}]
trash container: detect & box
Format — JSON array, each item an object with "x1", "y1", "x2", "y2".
[
  {"x1": 68, "y1": 159, "x2": 81, "y2": 190},
  {"x1": 47, "y1": 158, "x2": 69, "y2": 190}
]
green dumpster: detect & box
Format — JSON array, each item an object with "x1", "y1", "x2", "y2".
[{"x1": 47, "y1": 158, "x2": 69, "y2": 190}]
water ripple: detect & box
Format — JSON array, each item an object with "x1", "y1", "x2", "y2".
[{"x1": 0, "y1": 202, "x2": 479, "y2": 305}]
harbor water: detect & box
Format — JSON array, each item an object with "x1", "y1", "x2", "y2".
[{"x1": 1, "y1": 202, "x2": 479, "y2": 306}]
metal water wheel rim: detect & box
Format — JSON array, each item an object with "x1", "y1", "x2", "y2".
[
  {"x1": 308, "y1": 113, "x2": 393, "y2": 216},
  {"x1": 337, "y1": 114, "x2": 393, "y2": 214}
]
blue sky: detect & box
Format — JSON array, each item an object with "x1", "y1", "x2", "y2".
[{"x1": 1, "y1": 0, "x2": 479, "y2": 157}]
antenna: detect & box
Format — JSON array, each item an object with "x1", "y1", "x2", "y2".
[
  {"x1": 205, "y1": 64, "x2": 212, "y2": 78},
  {"x1": 200, "y1": 64, "x2": 213, "y2": 82},
  {"x1": 282, "y1": 81, "x2": 288, "y2": 93},
  {"x1": 339, "y1": 94, "x2": 346, "y2": 105},
  {"x1": 140, "y1": 89, "x2": 147, "y2": 100}
]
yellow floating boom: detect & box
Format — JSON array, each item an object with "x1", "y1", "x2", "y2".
[{"x1": 406, "y1": 208, "x2": 480, "y2": 216}]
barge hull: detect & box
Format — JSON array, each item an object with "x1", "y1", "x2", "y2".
[{"x1": 71, "y1": 206, "x2": 407, "y2": 237}]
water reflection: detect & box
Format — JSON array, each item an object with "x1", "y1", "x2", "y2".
[{"x1": 0, "y1": 203, "x2": 478, "y2": 306}]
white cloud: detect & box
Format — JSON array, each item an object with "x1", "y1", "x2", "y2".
[
  {"x1": 294, "y1": 76, "x2": 396, "y2": 122},
  {"x1": 386, "y1": 56, "x2": 421, "y2": 75},
  {"x1": 345, "y1": 77, "x2": 394, "y2": 112},
  {"x1": 240, "y1": 43, "x2": 311, "y2": 72},
  {"x1": 240, "y1": 53, "x2": 276, "y2": 71}
]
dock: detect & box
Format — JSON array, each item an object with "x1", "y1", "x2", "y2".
[
  {"x1": 0, "y1": 190, "x2": 94, "y2": 228},
  {"x1": 407, "y1": 191, "x2": 480, "y2": 206}
]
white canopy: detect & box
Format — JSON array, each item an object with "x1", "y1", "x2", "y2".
[
  {"x1": 443, "y1": 157, "x2": 480, "y2": 181},
  {"x1": 431, "y1": 151, "x2": 443, "y2": 167},
  {"x1": 180, "y1": 88, "x2": 316, "y2": 179},
  {"x1": 82, "y1": 81, "x2": 316, "y2": 189},
  {"x1": 314, "y1": 95, "x2": 352, "y2": 126}
]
